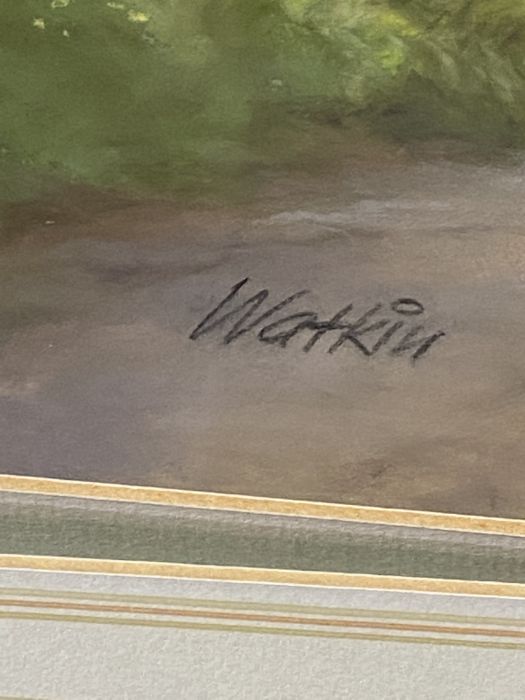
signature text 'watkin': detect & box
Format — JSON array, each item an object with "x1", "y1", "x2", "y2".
[{"x1": 189, "y1": 278, "x2": 446, "y2": 363}]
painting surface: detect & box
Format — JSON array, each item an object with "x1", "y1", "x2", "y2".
[{"x1": 2, "y1": 1, "x2": 525, "y2": 517}]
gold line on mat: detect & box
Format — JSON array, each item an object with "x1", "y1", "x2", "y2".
[
  {"x1": 1, "y1": 610, "x2": 524, "y2": 651},
  {"x1": 1, "y1": 587, "x2": 524, "y2": 627},
  {"x1": 1, "y1": 555, "x2": 525, "y2": 598},
  {"x1": 0, "y1": 474, "x2": 524, "y2": 536},
  {"x1": 1, "y1": 597, "x2": 524, "y2": 639}
]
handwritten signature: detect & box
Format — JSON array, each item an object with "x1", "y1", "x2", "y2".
[{"x1": 189, "y1": 278, "x2": 446, "y2": 362}]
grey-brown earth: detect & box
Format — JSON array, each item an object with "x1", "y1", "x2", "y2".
[{"x1": 2, "y1": 143, "x2": 525, "y2": 518}]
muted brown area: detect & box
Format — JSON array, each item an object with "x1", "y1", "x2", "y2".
[{"x1": 2, "y1": 143, "x2": 525, "y2": 518}]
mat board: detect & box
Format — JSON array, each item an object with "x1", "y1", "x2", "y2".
[{"x1": 1, "y1": 566, "x2": 525, "y2": 699}]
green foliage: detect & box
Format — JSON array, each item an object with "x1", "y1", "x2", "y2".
[{"x1": 2, "y1": 0, "x2": 525, "y2": 202}]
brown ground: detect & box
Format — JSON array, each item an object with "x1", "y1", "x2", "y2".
[{"x1": 2, "y1": 142, "x2": 525, "y2": 518}]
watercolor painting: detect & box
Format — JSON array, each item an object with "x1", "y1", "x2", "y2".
[{"x1": 2, "y1": 0, "x2": 525, "y2": 518}]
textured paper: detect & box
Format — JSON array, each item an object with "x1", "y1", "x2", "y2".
[{"x1": 1, "y1": 567, "x2": 525, "y2": 699}]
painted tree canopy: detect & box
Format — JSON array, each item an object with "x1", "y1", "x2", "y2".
[{"x1": 2, "y1": 0, "x2": 525, "y2": 202}]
